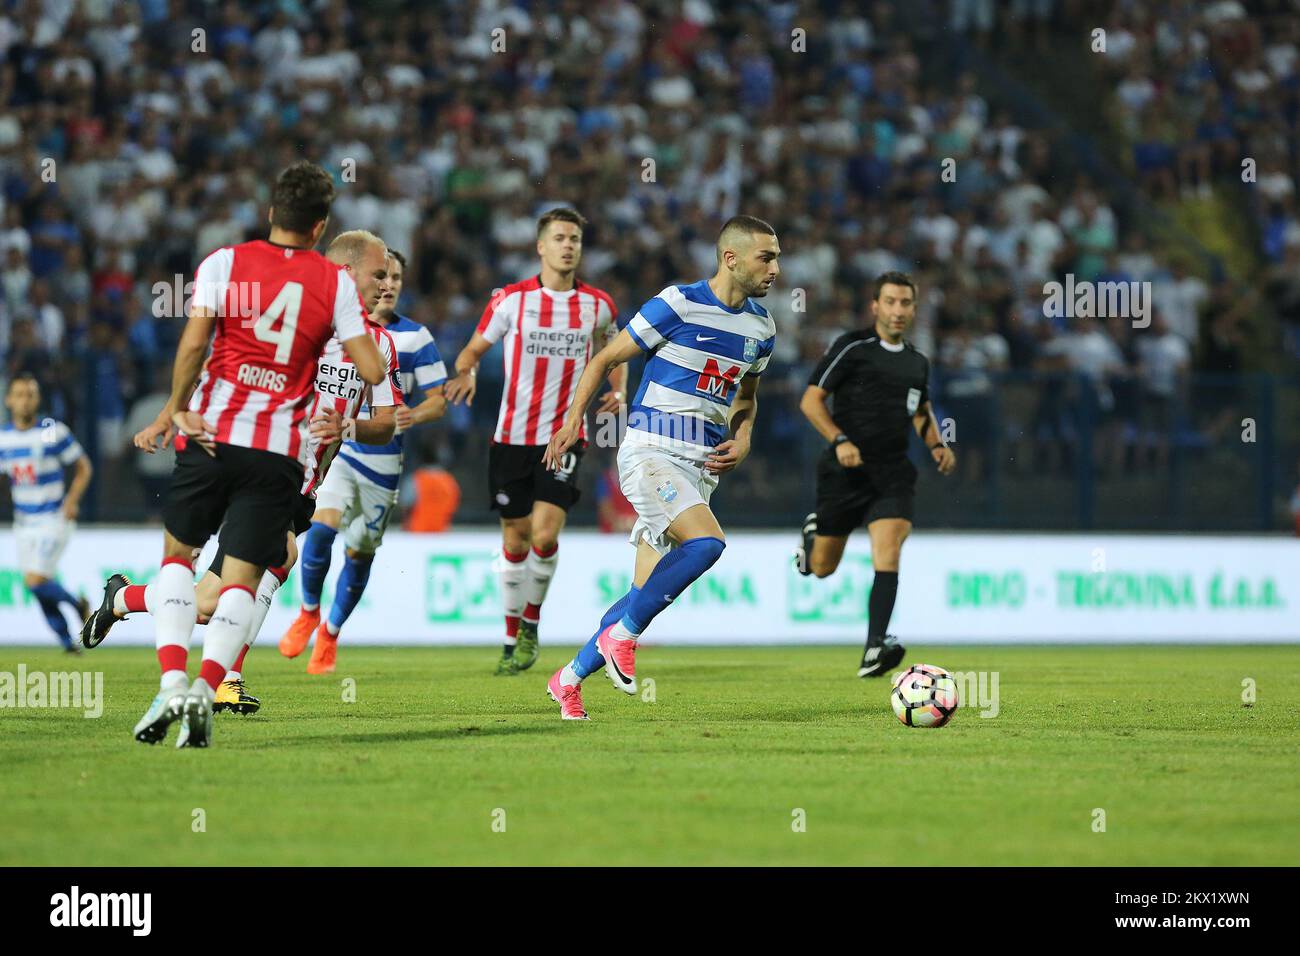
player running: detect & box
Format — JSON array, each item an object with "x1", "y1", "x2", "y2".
[
  {"x1": 444, "y1": 208, "x2": 623, "y2": 675},
  {"x1": 542, "y1": 215, "x2": 779, "y2": 720},
  {"x1": 121, "y1": 162, "x2": 386, "y2": 748},
  {"x1": 278, "y1": 249, "x2": 446, "y2": 673},
  {"x1": 0, "y1": 374, "x2": 92, "y2": 651},
  {"x1": 81, "y1": 230, "x2": 399, "y2": 711},
  {"x1": 793, "y1": 272, "x2": 956, "y2": 677}
]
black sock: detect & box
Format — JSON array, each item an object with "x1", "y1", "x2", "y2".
[
  {"x1": 502, "y1": 643, "x2": 515, "y2": 657},
  {"x1": 867, "y1": 571, "x2": 899, "y2": 645}
]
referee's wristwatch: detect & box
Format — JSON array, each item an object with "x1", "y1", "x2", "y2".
[{"x1": 831, "y1": 433, "x2": 850, "y2": 448}]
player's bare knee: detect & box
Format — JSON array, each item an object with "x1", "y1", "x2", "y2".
[
  {"x1": 811, "y1": 558, "x2": 838, "y2": 579},
  {"x1": 23, "y1": 573, "x2": 47, "y2": 590}
]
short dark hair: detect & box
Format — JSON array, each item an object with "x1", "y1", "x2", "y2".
[
  {"x1": 716, "y1": 215, "x2": 777, "y2": 261},
  {"x1": 6, "y1": 372, "x2": 38, "y2": 393},
  {"x1": 269, "y1": 162, "x2": 336, "y2": 233},
  {"x1": 536, "y1": 207, "x2": 586, "y2": 239},
  {"x1": 872, "y1": 271, "x2": 917, "y2": 301},
  {"x1": 387, "y1": 249, "x2": 407, "y2": 272}
]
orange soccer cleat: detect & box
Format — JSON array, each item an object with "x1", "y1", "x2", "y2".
[
  {"x1": 306, "y1": 622, "x2": 337, "y2": 675},
  {"x1": 279, "y1": 607, "x2": 320, "y2": 658}
]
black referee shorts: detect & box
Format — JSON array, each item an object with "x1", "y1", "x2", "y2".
[
  {"x1": 163, "y1": 442, "x2": 303, "y2": 569},
  {"x1": 814, "y1": 448, "x2": 917, "y2": 536},
  {"x1": 487, "y1": 441, "x2": 584, "y2": 519}
]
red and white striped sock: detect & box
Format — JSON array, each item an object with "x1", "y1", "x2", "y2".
[
  {"x1": 197, "y1": 585, "x2": 255, "y2": 693},
  {"x1": 500, "y1": 549, "x2": 527, "y2": 646},
  {"x1": 153, "y1": 558, "x2": 196, "y2": 689},
  {"x1": 522, "y1": 544, "x2": 558, "y2": 622}
]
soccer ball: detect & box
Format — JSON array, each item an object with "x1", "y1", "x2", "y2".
[{"x1": 890, "y1": 664, "x2": 959, "y2": 728}]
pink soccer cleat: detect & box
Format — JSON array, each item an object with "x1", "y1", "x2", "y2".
[
  {"x1": 546, "y1": 669, "x2": 589, "y2": 720},
  {"x1": 595, "y1": 624, "x2": 638, "y2": 696}
]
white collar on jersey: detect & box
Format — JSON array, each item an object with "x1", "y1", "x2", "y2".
[{"x1": 879, "y1": 339, "x2": 905, "y2": 353}]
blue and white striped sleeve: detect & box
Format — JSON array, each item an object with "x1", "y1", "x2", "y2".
[
  {"x1": 626, "y1": 287, "x2": 684, "y2": 352},
  {"x1": 51, "y1": 422, "x2": 84, "y2": 465},
  {"x1": 412, "y1": 329, "x2": 448, "y2": 389},
  {"x1": 747, "y1": 335, "x2": 777, "y2": 377}
]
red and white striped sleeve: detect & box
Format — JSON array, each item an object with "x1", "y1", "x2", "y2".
[{"x1": 475, "y1": 288, "x2": 514, "y2": 344}]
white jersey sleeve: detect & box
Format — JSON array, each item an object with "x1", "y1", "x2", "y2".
[
  {"x1": 332, "y1": 270, "x2": 367, "y2": 341},
  {"x1": 191, "y1": 247, "x2": 235, "y2": 314},
  {"x1": 475, "y1": 289, "x2": 515, "y2": 345}
]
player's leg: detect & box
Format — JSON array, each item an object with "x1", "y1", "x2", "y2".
[
  {"x1": 549, "y1": 539, "x2": 659, "y2": 719},
  {"x1": 179, "y1": 448, "x2": 299, "y2": 748},
  {"x1": 513, "y1": 501, "x2": 564, "y2": 670},
  {"x1": 859, "y1": 515, "x2": 912, "y2": 678},
  {"x1": 515, "y1": 445, "x2": 584, "y2": 670},
  {"x1": 490, "y1": 442, "x2": 538, "y2": 674},
  {"x1": 796, "y1": 447, "x2": 862, "y2": 578},
  {"x1": 281, "y1": 467, "x2": 350, "y2": 657},
  {"x1": 311, "y1": 478, "x2": 395, "y2": 674},
  {"x1": 134, "y1": 441, "x2": 228, "y2": 744},
  {"x1": 594, "y1": 504, "x2": 726, "y2": 694},
  {"x1": 20, "y1": 519, "x2": 82, "y2": 651}
]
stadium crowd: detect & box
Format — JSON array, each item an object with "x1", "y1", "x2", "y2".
[{"x1": 0, "y1": 0, "x2": 1293, "y2": 526}]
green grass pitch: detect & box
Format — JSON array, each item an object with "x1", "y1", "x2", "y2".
[{"x1": 2, "y1": 644, "x2": 1297, "y2": 866}]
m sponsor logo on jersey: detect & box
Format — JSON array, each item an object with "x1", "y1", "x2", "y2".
[
  {"x1": 906, "y1": 387, "x2": 922, "y2": 414},
  {"x1": 696, "y1": 358, "x2": 741, "y2": 400}
]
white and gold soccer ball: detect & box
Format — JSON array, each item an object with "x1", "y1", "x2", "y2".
[{"x1": 890, "y1": 663, "x2": 959, "y2": 728}]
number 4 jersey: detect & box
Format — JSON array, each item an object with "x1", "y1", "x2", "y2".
[{"x1": 185, "y1": 239, "x2": 368, "y2": 466}]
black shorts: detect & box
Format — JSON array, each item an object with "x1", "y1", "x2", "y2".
[
  {"x1": 207, "y1": 491, "x2": 316, "y2": 577},
  {"x1": 814, "y1": 449, "x2": 916, "y2": 536},
  {"x1": 487, "y1": 441, "x2": 584, "y2": 519},
  {"x1": 163, "y1": 442, "x2": 303, "y2": 569}
]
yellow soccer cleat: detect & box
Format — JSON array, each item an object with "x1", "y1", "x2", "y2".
[{"x1": 212, "y1": 678, "x2": 261, "y2": 715}]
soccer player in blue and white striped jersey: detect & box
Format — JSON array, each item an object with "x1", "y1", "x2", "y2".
[
  {"x1": 1, "y1": 374, "x2": 93, "y2": 651},
  {"x1": 543, "y1": 216, "x2": 780, "y2": 719},
  {"x1": 281, "y1": 250, "x2": 449, "y2": 672}
]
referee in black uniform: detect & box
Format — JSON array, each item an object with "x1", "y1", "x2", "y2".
[{"x1": 794, "y1": 272, "x2": 955, "y2": 677}]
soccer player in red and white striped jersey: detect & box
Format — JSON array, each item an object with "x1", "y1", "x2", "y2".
[
  {"x1": 445, "y1": 208, "x2": 625, "y2": 675},
  {"x1": 85, "y1": 230, "x2": 402, "y2": 718},
  {"x1": 130, "y1": 162, "x2": 387, "y2": 749}
]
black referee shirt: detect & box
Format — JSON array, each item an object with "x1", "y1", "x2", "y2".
[{"x1": 809, "y1": 330, "x2": 931, "y2": 459}]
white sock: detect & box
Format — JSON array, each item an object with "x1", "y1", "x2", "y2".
[
  {"x1": 200, "y1": 587, "x2": 255, "y2": 678},
  {"x1": 499, "y1": 550, "x2": 526, "y2": 641},
  {"x1": 325, "y1": 619, "x2": 340, "y2": 636},
  {"x1": 226, "y1": 670, "x2": 242, "y2": 682},
  {"x1": 160, "y1": 670, "x2": 188, "y2": 693},
  {"x1": 245, "y1": 568, "x2": 285, "y2": 649},
  {"x1": 154, "y1": 561, "x2": 197, "y2": 659},
  {"x1": 522, "y1": 545, "x2": 559, "y2": 615},
  {"x1": 188, "y1": 677, "x2": 216, "y2": 704},
  {"x1": 560, "y1": 663, "x2": 581, "y2": 686}
]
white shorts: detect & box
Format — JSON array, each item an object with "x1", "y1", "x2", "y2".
[
  {"x1": 313, "y1": 456, "x2": 399, "y2": 554},
  {"x1": 618, "y1": 442, "x2": 719, "y2": 555},
  {"x1": 15, "y1": 516, "x2": 73, "y2": 578}
]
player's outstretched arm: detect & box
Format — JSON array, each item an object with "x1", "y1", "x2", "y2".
[
  {"x1": 341, "y1": 333, "x2": 386, "y2": 386},
  {"x1": 544, "y1": 328, "x2": 641, "y2": 470},
  {"x1": 707, "y1": 374, "x2": 760, "y2": 475},
  {"x1": 445, "y1": 333, "x2": 492, "y2": 406}
]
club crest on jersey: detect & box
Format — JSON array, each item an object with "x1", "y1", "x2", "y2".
[
  {"x1": 579, "y1": 302, "x2": 596, "y2": 322},
  {"x1": 743, "y1": 337, "x2": 758, "y2": 362},
  {"x1": 655, "y1": 479, "x2": 679, "y2": 503},
  {"x1": 906, "y1": 387, "x2": 922, "y2": 414}
]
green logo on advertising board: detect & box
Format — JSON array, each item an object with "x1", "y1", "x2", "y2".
[
  {"x1": 597, "y1": 569, "x2": 759, "y2": 612},
  {"x1": 426, "y1": 553, "x2": 498, "y2": 622},
  {"x1": 788, "y1": 554, "x2": 873, "y2": 623},
  {"x1": 947, "y1": 572, "x2": 1026, "y2": 608},
  {"x1": 1055, "y1": 571, "x2": 1285, "y2": 610},
  {"x1": 0, "y1": 568, "x2": 35, "y2": 607}
]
